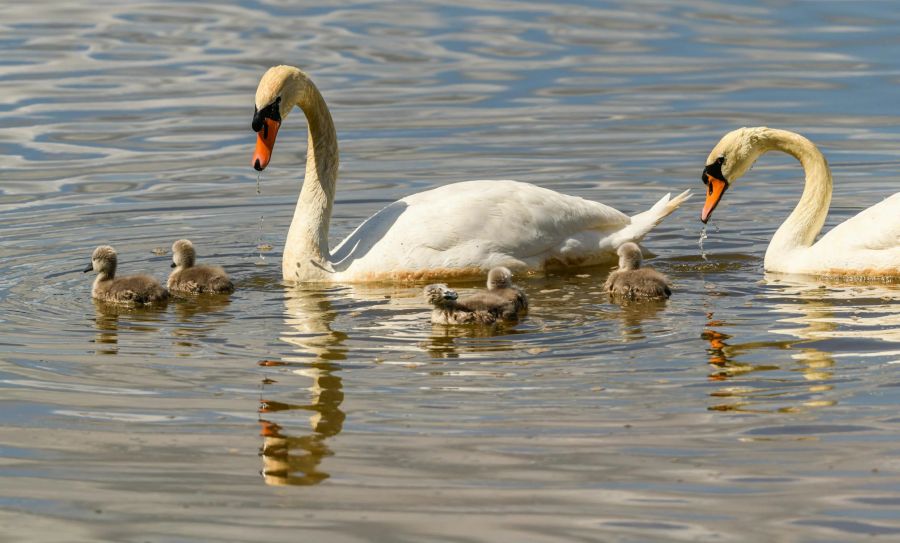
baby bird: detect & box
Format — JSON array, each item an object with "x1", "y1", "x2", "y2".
[
  {"x1": 167, "y1": 239, "x2": 234, "y2": 294},
  {"x1": 84, "y1": 245, "x2": 169, "y2": 305},
  {"x1": 486, "y1": 266, "x2": 528, "y2": 317},
  {"x1": 424, "y1": 283, "x2": 509, "y2": 325},
  {"x1": 604, "y1": 242, "x2": 672, "y2": 300},
  {"x1": 424, "y1": 265, "x2": 528, "y2": 324}
]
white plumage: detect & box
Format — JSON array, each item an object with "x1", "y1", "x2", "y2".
[
  {"x1": 329, "y1": 180, "x2": 690, "y2": 282},
  {"x1": 251, "y1": 65, "x2": 691, "y2": 283},
  {"x1": 702, "y1": 127, "x2": 899, "y2": 279}
]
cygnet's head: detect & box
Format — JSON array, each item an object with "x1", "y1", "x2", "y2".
[
  {"x1": 171, "y1": 239, "x2": 196, "y2": 269},
  {"x1": 616, "y1": 242, "x2": 643, "y2": 271},
  {"x1": 487, "y1": 267, "x2": 513, "y2": 289},
  {"x1": 84, "y1": 245, "x2": 117, "y2": 275},
  {"x1": 424, "y1": 283, "x2": 458, "y2": 305}
]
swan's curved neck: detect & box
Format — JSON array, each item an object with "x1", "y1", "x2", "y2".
[
  {"x1": 284, "y1": 80, "x2": 339, "y2": 278},
  {"x1": 758, "y1": 129, "x2": 833, "y2": 264}
]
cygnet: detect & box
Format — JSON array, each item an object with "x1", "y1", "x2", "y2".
[
  {"x1": 423, "y1": 283, "x2": 510, "y2": 325},
  {"x1": 604, "y1": 242, "x2": 671, "y2": 300},
  {"x1": 486, "y1": 266, "x2": 528, "y2": 317},
  {"x1": 84, "y1": 245, "x2": 169, "y2": 305},
  {"x1": 167, "y1": 239, "x2": 234, "y2": 294}
]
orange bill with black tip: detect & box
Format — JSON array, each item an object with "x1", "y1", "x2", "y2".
[
  {"x1": 700, "y1": 173, "x2": 727, "y2": 223},
  {"x1": 253, "y1": 118, "x2": 280, "y2": 171}
]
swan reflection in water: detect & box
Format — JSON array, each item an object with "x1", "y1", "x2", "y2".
[
  {"x1": 704, "y1": 275, "x2": 900, "y2": 413},
  {"x1": 259, "y1": 285, "x2": 349, "y2": 486}
]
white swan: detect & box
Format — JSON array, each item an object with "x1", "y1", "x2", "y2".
[
  {"x1": 701, "y1": 127, "x2": 900, "y2": 279},
  {"x1": 252, "y1": 65, "x2": 691, "y2": 283}
]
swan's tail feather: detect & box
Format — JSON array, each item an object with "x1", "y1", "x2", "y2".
[{"x1": 609, "y1": 189, "x2": 692, "y2": 247}]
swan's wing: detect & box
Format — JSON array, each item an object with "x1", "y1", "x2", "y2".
[
  {"x1": 399, "y1": 180, "x2": 629, "y2": 252},
  {"x1": 332, "y1": 180, "x2": 630, "y2": 269},
  {"x1": 817, "y1": 192, "x2": 900, "y2": 252}
]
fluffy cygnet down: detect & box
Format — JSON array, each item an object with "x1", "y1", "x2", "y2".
[
  {"x1": 424, "y1": 266, "x2": 528, "y2": 325},
  {"x1": 604, "y1": 242, "x2": 671, "y2": 300},
  {"x1": 424, "y1": 284, "x2": 506, "y2": 324},
  {"x1": 167, "y1": 239, "x2": 234, "y2": 294},
  {"x1": 486, "y1": 266, "x2": 528, "y2": 316},
  {"x1": 84, "y1": 245, "x2": 169, "y2": 305}
]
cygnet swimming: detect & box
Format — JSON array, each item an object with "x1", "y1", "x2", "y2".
[
  {"x1": 167, "y1": 239, "x2": 234, "y2": 294},
  {"x1": 604, "y1": 242, "x2": 671, "y2": 300},
  {"x1": 84, "y1": 245, "x2": 169, "y2": 305},
  {"x1": 424, "y1": 266, "x2": 528, "y2": 324},
  {"x1": 424, "y1": 283, "x2": 510, "y2": 325},
  {"x1": 486, "y1": 266, "x2": 528, "y2": 316}
]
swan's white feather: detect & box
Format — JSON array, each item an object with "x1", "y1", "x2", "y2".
[
  {"x1": 798, "y1": 191, "x2": 900, "y2": 275},
  {"x1": 329, "y1": 180, "x2": 687, "y2": 281},
  {"x1": 710, "y1": 127, "x2": 900, "y2": 279},
  {"x1": 256, "y1": 66, "x2": 691, "y2": 283}
]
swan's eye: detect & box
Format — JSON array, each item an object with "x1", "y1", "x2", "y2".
[
  {"x1": 251, "y1": 97, "x2": 283, "y2": 132},
  {"x1": 702, "y1": 156, "x2": 728, "y2": 186}
]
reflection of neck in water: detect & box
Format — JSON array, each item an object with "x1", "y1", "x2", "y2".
[
  {"x1": 258, "y1": 286, "x2": 347, "y2": 486},
  {"x1": 703, "y1": 280, "x2": 872, "y2": 413}
]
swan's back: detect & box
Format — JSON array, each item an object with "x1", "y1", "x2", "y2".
[
  {"x1": 813, "y1": 192, "x2": 900, "y2": 264},
  {"x1": 331, "y1": 180, "x2": 632, "y2": 279}
]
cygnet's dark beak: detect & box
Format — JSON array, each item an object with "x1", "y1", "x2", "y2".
[
  {"x1": 170, "y1": 262, "x2": 177, "y2": 268},
  {"x1": 83, "y1": 263, "x2": 93, "y2": 273},
  {"x1": 443, "y1": 291, "x2": 458, "y2": 301}
]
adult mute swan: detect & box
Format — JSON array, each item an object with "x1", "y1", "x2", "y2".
[
  {"x1": 700, "y1": 127, "x2": 900, "y2": 279},
  {"x1": 252, "y1": 65, "x2": 691, "y2": 283}
]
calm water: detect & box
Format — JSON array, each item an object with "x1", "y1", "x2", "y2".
[{"x1": 2, "y1": 1, "x2": 900, "y2": 541}]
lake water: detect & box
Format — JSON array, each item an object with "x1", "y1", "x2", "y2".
[{"x1": 1, "y1": 1, "x2": 899, "y2": 541}]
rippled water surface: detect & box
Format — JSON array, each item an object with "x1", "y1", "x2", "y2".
[{"x1": 2, "y1": 1, "x2": 900, "y2": 541}]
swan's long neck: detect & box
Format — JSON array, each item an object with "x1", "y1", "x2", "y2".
[
  {"x1": 758, "y1": 129, "x2": 833, "y2": 265},
  {"x1": 284, "y1": 81, "x2": 339, "y2": 277}
]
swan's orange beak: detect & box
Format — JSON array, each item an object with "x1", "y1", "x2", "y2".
[
  {"x1": 253, "y1": 118, "x2": 280, "y2": 171},
  {"x1": 700, "y1": 173, "x2": 728, "y2": 223}
]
